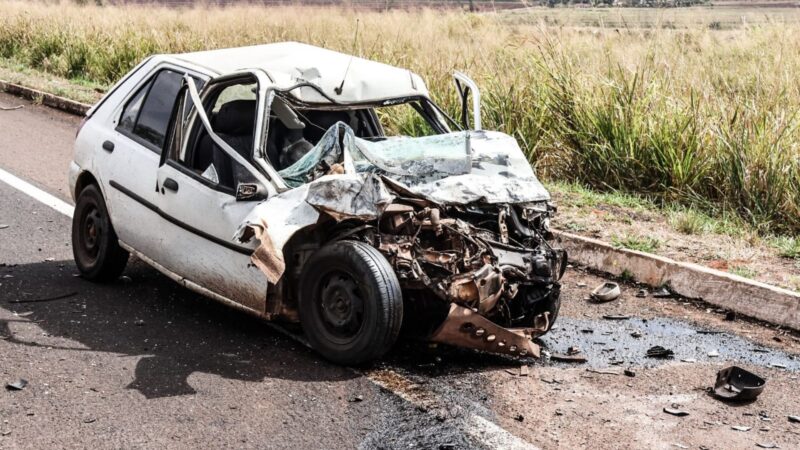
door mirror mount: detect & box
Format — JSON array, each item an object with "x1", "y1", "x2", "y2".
[{"x1": 236, "y1": 183, "x2": 268, "y2": 202}]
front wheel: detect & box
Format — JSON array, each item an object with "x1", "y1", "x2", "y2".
[
  {"x1": 298, "y1": 241, "x2": 403, "y2": 365},
  {"x1": 71, "y1": 184, "x2": 129, "y2": 281}
]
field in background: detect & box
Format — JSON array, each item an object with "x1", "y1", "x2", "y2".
[{"x1": 1, "y1": 0, "x2": 799, "y2": 236}]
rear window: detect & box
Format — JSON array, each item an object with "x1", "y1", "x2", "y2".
[{"x1": 117, "y1": 69, "x2": 185, "y2": 152}]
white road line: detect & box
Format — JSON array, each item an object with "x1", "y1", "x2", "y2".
[
  {"x1": 0, "y1": 167, "x2": 73, "y2": 218},
  {"x1": 0, "y1": 164, "x2": 536, "y2": 450}
]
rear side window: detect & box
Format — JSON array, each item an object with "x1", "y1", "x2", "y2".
[{"x1": 117, "y1": 69, "x2": 184, "y2": 153}]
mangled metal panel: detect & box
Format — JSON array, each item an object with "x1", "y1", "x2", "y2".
[{"x1": 353, "y1": 130, "x2": 551, "y2": 205}]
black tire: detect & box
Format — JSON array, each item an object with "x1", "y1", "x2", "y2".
[
  {"x1": 71, "y1": 184, "x2": 129, "y2": 281},
  {"x1": 298, "y1": 240, "x2": 403, "y2": 365}
]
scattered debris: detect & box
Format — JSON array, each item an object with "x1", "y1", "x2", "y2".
[
  {"x1": 580, "y1": 328, "x2": 594, "y2": 334},
  {"x1": 624, "y1": 369, "x2": 636, "y2": 377},
  {"x1": 731, "y1": 425, "x2": 751, "y2": 432},
  {"x1": 713, "y1": 366, "x2": 766, "y2": 402},
  {"x1": 567, "y1": 346, "x2": 581, "y2": 356},
  {"x1": 770, "y1": 363, "x2": 786, "y2": 369},
  {"x1": 591, "y1": 282, "x2": 620, "y2": 302},
  {"x1": 752, "y1": 348, "x2": 770, "y2": 353},
  {"x1": 513, "y1": 414, "x2": 524, "y2": 422},
  {"x1": 652, "y1": 286, "x2": 673, "y2": 298},
  {"x1": 756, "y1": 443, "x2": 779, "y2": 449},
  {"x1": 696, "y1": 330, "x2": 723, "y2": 335},
  {"x1": 707, "y1": 350, "x2": 720, "y2": 358},
  {"x1": 555, "y1": 409, "x2": 564, "y2": 416},
  {"x1": 134, "y1": 319, "x2": 145, "y2": 326},
  {"x1": 586, "y1": 368, "x2": 619, "y2": 375},
  {"x1": 602, "y1": 314, "x2": 631, "y2": 320},
  {"x1": 672, "y1": 444, "x2": 689, "y2": 449},
  {"x1": 663, "y1": 407, "x2": 689, "y2": 417},
  {"x1": 550, "y1": 353, "x2": 588, "y2": 363},
  {"x1": 788, "y1": 415, "x2": 800, "y2": 423},
  {"x1": 630, "y1": 330, "x2": 643, "y2": 338},
  {"x1": 0, "y1": 224, "x2": 9, "y2": 229},
  {"x1": 83, "y1": 418, "x2": 96, "y2": 424},
  {"x1": 635, "y1": 289, "x2": 647, "y2": 298},
  {"x1": 348, "y1": 394, "x2": 364, "y2": 403},
  {"x1": 520, "y1": 365, "x2": 530, "y2": 377},
  {"x1": 0, "y1": 105, "x2": 23, "y2": 111},
  {"x1": 646, "y1": 346, "x2": 674, "y2": 358},
  {"x1": 8, "y1": 291, "x2": 78, "y2": 304},
  {"x1": 681, "y1": 358, "x2": 697, "y2": 363},
  {"x1": 6, "y1": 379, "x2": 28, "y2": 391}
]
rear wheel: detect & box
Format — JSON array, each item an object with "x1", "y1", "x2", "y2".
[
  {"x1": 299, "y1": 241, "x2": 403, "y2": 365},
  {"x1": 72, "y1": 184, "x2": 129, "y2": 281}
]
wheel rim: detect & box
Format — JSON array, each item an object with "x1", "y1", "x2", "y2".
[
  {"x1": 316, "y1": 270, "x2": 365, "y2": 344},
  {"x1": 79, "y1": 205, "x2": 102, "y2": 262}
]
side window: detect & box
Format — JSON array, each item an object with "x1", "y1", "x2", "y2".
[
  {"x1": 117, "y1": 69, "x2": 185, "y2": 153},
  {"x1": 118, "y1": 80, "x2": 150, "y2": 133}
]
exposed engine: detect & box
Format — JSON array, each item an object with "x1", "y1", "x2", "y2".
[{"x1": 359, "y1": 198, "x2": 567, "y2": 357}]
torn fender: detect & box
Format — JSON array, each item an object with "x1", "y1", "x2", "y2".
[{"x1": 237, "y1": 173, "x2": 393, "y2": 281}]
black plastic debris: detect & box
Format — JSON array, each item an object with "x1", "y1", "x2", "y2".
[
  {"x1": 713, "y1": 366, "x2": 766, "y2": 402},
  {"x1": 514, "y1": 414, "x2": 524, "y2": 422},
  {"x1": 602, "y1": 314, "x2": 631, "y2": 321},
  {"x1": 724, "y1": 311, "x2": 737, "y2": 321},
  {"x1": 646, "y1": 346, "x2": 674, "y2": 359},
  {"x1": 6, "y1": 379, "x2": 28, "y2": 391},
  {"x1": 624, "y1": 369, "x2": 636, "y2": 377},
  {"x1": 788, "y1": 415, "x2": 800, "y2": 423},
  {"x1": 550, "y1": 353, "x2": 587, "y2": 363},
  {"x1": 663, "y1": 407, "x2": 689, "y2": 417}
]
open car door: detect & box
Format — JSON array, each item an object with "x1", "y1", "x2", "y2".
[{"x1": 151, "y1": 73, "x2": 274, "y2": 314}]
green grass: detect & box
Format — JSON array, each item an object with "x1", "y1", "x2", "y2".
[
  {"x1": 770, "y1": 236, "x2": 800, "y2": 259},
  {"x1": 729, "y1": 265, "x2": 758, "y2": 279},
  {"x1": 611, "y1": 234, "x2": 662, "y2": 253}
]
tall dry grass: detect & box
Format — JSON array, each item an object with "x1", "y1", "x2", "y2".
[{"x1": 1, "y1": 1, "x2": 798, "y2": 233}]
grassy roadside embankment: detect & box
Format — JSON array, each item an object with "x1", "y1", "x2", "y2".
[{"x1": 0, "y1": 1, "x2": 798, "y2": 287}]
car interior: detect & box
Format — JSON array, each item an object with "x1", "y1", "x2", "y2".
[{"x1": 178, "y1": 80, "x2": 444, "y2": 193}]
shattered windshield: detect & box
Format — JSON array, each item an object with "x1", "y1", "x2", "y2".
[{"x1": 277, "y1": 122, "x2": 550, "y2": 205}]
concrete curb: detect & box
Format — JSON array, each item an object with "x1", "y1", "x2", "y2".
[
  {"x1": 3, "y1": 78, "x2": 798, "y2": 330},
  {"x1": 0, "y1": 80, "x2": 90, "y2": 116},
  {"x1": 555, "y1": 230, "x2": 800, "y2": 330}
]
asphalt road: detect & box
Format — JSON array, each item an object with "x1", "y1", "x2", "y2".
[{"x1": 2, "y1": 91, "x2": 800, "y2": 449}]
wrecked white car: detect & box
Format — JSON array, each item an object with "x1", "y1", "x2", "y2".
[{"x1": 69, "y1": 42, "x2": 566, "y2": 364}]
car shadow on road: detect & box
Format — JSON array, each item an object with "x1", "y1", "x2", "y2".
[{"x1": 0, "y1": 258, "x2": 358, "y2": 399}]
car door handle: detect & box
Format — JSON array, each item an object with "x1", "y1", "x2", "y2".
[
  {"x1": 162, "y1": 177, "x2": 179, "y2": 193},
  {"x1": 102, "y1": 140, "x2": 115, "y2": 152}
]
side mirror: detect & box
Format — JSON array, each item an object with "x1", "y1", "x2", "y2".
[
  {"x1": 236, "y1": 183, "x2": 268, "y2": 202},
  {"x1": 453, "y1": 71, "x2": 482, "y2": 130}
]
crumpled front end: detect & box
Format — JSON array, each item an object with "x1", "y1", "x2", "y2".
[
  {"x1": 237, "y1": 124, "x2": 566, "y2": 358},
  {"x1": 369, "y1": 196, "x2": 566, "y2": 358}
]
